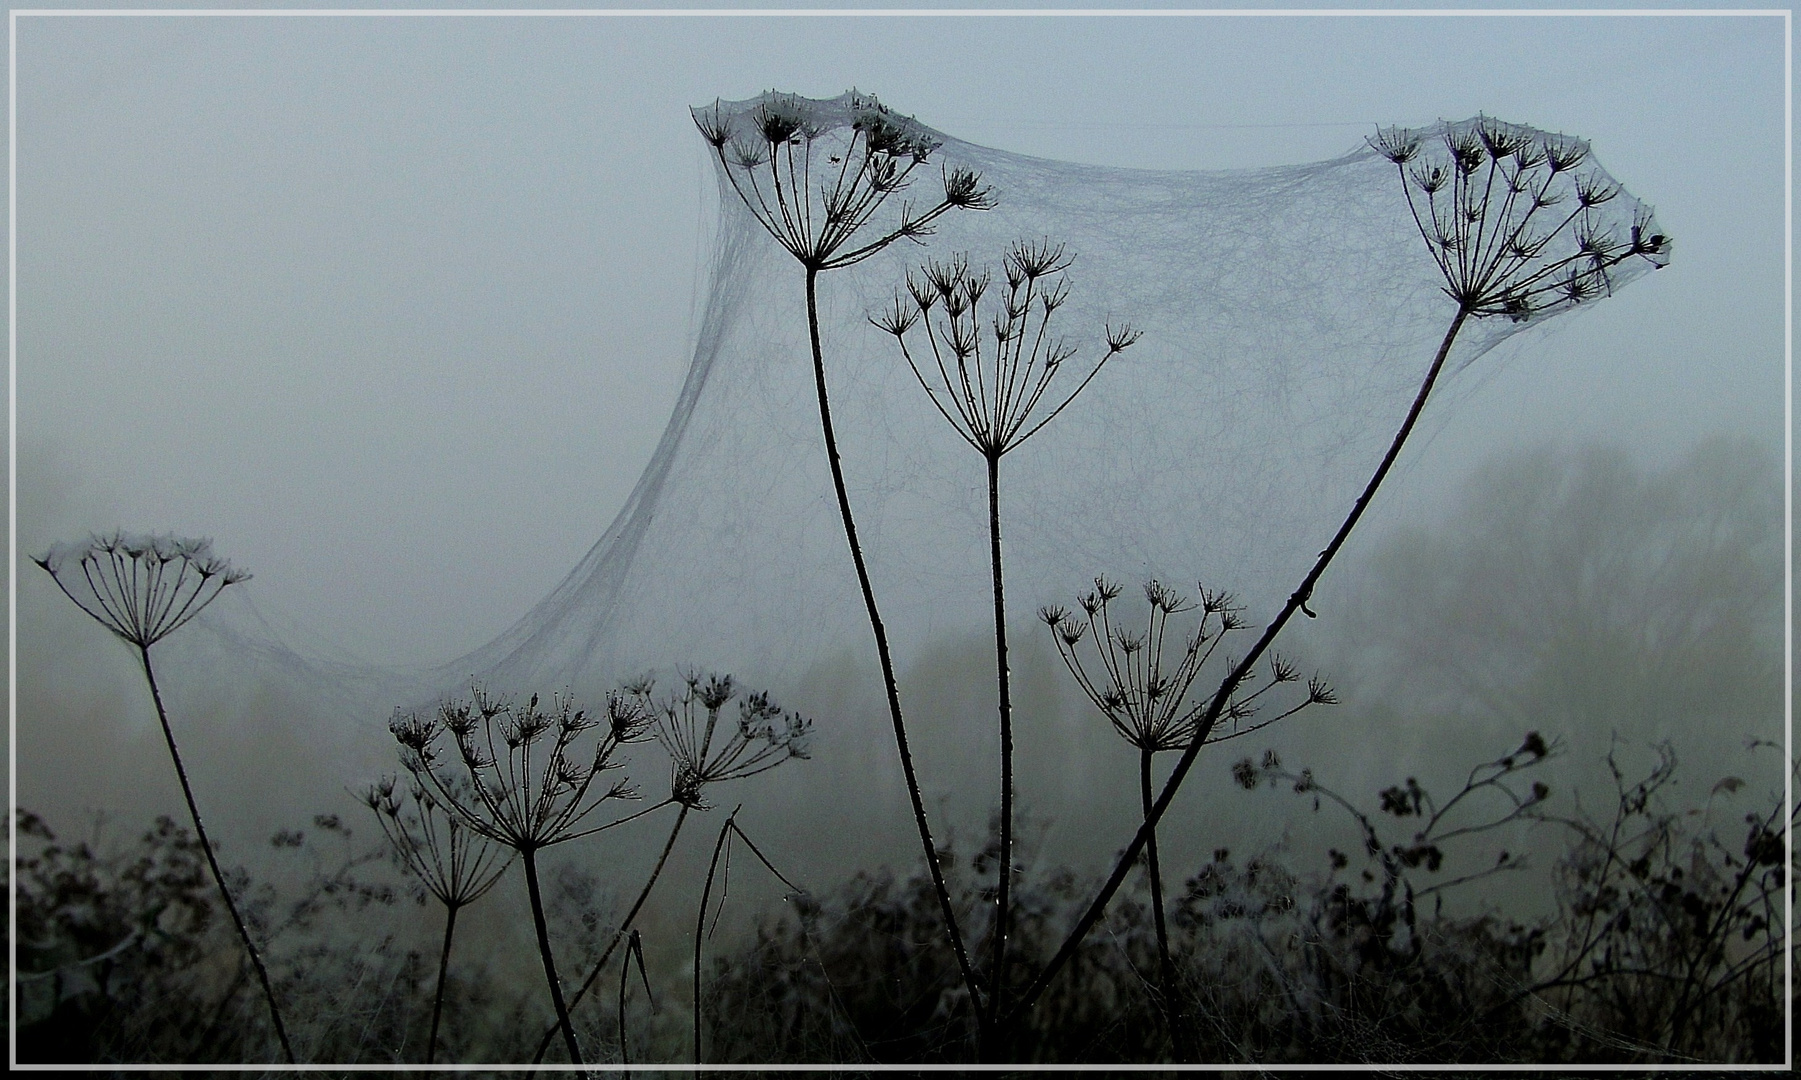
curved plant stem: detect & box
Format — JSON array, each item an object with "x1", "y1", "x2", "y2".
[
  {"x1": 1009, "y1": 306, "x2": 1472, "y2": 1022},
  {"x1": 984, "y1": 451, "x2": 1015, "y2": 1055},
  {"x1": 804, "y1": 265, "x2": 986, "y2": 1032},
  {"x1": 426, "y1": 902, "x2": 458, "y2": 1065},
  {"x1": 693, "y1": 811, "x2": 735, "y2": 1064},
  {"x1": 522, "y1": 846, "x2": 583, "y2": 1064},
  {"x1": 139, "y1": 646, "x2": 295, "y2": 1064},
  {"x1": 617, "y1": 930, "x2": 650, "y2": 1065},
  {"x1": 531, "y1": 803, "x2": 689, "y2": 1063},
  {"x1": 692, "y1": 808, "x2": 804, "y2": 1065}
]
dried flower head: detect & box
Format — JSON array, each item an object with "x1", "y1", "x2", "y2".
[
  {"x1": 1368, "y1": 116, "x2": 1671, "y2": 322},
  {"x1": 393, "y1": 683, "x2": 655, "y2": 853},
  {"x1": 631, "y1": 673, "x2": 811, "y2": 811},
  {"x1": 1049, "y1": 577, "x2": 1334, "y2": 754},
  {"x1": 36, "y1": 531, "x2": 250, "y2": 649},
  {"x1": 362, "y1": 774, "x2": 510, "y2": 909},
  {"x1": 692, "y1": 90, "x2": 991, "y2": 271},
  {"x1": 878, "y1": 240, "x2": 1139, "y2": 460}
]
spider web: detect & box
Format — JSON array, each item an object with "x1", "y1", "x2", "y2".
[
  {"x1": 416, "y1": 93, "x2": 1664, "y2": 703},
  {"x1": 154, "y1": 91, "x2": 1667, "y2": 856}
]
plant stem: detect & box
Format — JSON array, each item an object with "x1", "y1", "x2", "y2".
[
  {"x1": 1140, "y1": 748, "x2": 1185, "y2": 1062},
  {"x1": 531, "y1": 803, "x2": 689, "y2": 1063},
  {"x1": 618, "y1": 931, "x2": 645, "y2": 1064},
  {"x1": 138, "y1": 645, "x2": 295, "y2": 1064},
  {"x1": 1009, "y1": 306, "x2": 1472, "y2": 1021},
  {"x1": 693, "y1": 809, "x2": 806, "y2": 1065},
  {"x1": 522, "y1": 846, "x2": 583, "y2": 1065},
  {"x1": 694, "y1": 811, "x2": 735, "y2": 1064},
  {"x1": 426, "y1": 901, "x2": 458, "y2": 1065},
  {"x1": 804, "y1": 264, "x2": 986, "y2": 1029},
  {"x1": 985, "y1": 451, "x2": 1015, "y2": 1052}
]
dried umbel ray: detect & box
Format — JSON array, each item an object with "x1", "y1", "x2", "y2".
[
  {"x1": 639, "y1": 672, "x2": 812, "y2": 811},
  {"x1": 876, "y1": 242, "x2": 1139, "y2": 461},
  {"x1": 693, "y1": 90, "x2": 992, "y2": 271},
  {"x1": 691, "y1": 89, "x2": 997, "y2": 1025},
  {"x1": 1043, "y1": 576, "x2": 1334, "y2": 1057},
  {"x1": 1044, "y1": 578, "x2": 1335, "y2": 756},
  {"x1": 523, "y1": 671, "x2": 809, "y2": 1063}
]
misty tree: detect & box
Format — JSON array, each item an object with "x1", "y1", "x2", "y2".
[{"x1": 1337, "y1": 437, "x2": 1781, "y2": 763}]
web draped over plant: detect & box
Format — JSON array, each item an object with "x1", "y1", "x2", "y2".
[
  {"x1": 421, "y1": 95, "x2": 1665, "y2": 700},
  {"x1": 156, "y1": 93, "x2": 1667, "y2": 800},
  {"x1": 35, "y1": 90, "x2": 1684, "y2": 1066}
]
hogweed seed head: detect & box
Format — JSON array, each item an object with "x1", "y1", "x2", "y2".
[
  {"x1": 1268, "y1": 654, "x2": 1299, "y2": 684},
  {"x1": 1371, "y1": 127, "x2": 1421, "y2": 166},
  {"x1": 606, "y1": 690, "x2": 652, "y2": 742},
  {"x1": 1050, "y1": 576, "x2": 1335, "y2": 755},
  {"x1": 694, "y1": 90, "x2": 988, "y2": 271},
  {"x1": 1543, "y1": 134, "x2": 1588, "y2": 173},
  {"x1": 943, "y1": 166, "x2": 994, "y2": 210},
  {"x1": 883, "y1": 239, "x2": 1132, "y2": 461},
  {"x1": 633, "y1": 673, "x2": 810, "y2": 811},
  {"x1": 872, "y1": 292, "x2": 922, "y2": 338},
  {"x1": 1106, "y1": 323, "x2": 1143, "y2": 353},
  {"x1": 36, "y1": 531, "x2": 249, "y2": 650},
  {"x1": 694, "y1": 102, "x2": 733, "y2": 148},
  {"x1": 1144, "y1": 579, "x2": 1187, "y2": 613},
  {"x1": 1369, "y1": 117, "x2": 1669, "y2": 322},
  {"x1": 1476, "y1": 117, "x2": 1531, "y2": 160},
  {"x1": 392, "y1": 682, "x2": 653, "y2": 854},
  {"x1": 364, "y1": 771, "x2": 510, "y2": 909}
]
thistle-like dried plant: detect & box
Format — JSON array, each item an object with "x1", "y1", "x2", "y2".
[
  {"x1": 1042, "y1": 576, "x2": 1333, "y2": 1057},
  {"x1": 877, "y1": 242, "x2": 1139, "y2": 461},
  {"x1": 365, "y1": 776, "x2": 510, "y2": 910},
  {"x1": 694, "y1": 90, "x2": 995, "y2": 1028},
  {"x1": 1017, "y1": 118, "x2": 1668, "y2": 1025},
  {"x1": 1044, "y1": 578, "x2": 1335, "y2": 756},
  {"x1": 390, "y1": 685, "x2": 658, "y2": 1064},
  {"x1": 876, "y1": 242, "x2": 1137, "y2": 1035},
  {"x1": 391, "y1": 686, "x2": 655, "y2": 853},
  {"x1": 36, "y1": 531, "x2": 249, "y2": 649},
  {"x1": 694, "y1": 91, "x2": 992, "y2": 272},
  {"x1": 1369, "y1": 116, "x2": 1671, "y2": 323},
  {"x1": 637, "y1": 673, "x2": 812, "y2": 811},
  {"x1": 527, "y1": 673, "x2": 809, "y2": 1063},
  {"x1": 362, "y1": 776, "x2": 509, "y2": 1063},
  {"x1": 33, "y1": 532, "x2": 293, "y2": 1063}
]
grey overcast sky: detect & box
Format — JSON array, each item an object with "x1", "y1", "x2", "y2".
[{"x1": 14, "y1": 5, "x2": 1786, "y2": 665}]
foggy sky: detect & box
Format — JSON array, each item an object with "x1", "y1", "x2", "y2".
[{"x1": 15, "y1": 6, "x2": 1785, "y2": 669}]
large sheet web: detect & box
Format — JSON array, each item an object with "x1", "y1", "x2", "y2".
[
  {"x1": 434, "y1": 92, "x2": 1664, "y2": 704},
  {"x1": 154, "y1": 90, "x2": 1665, "y2": 745}
]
